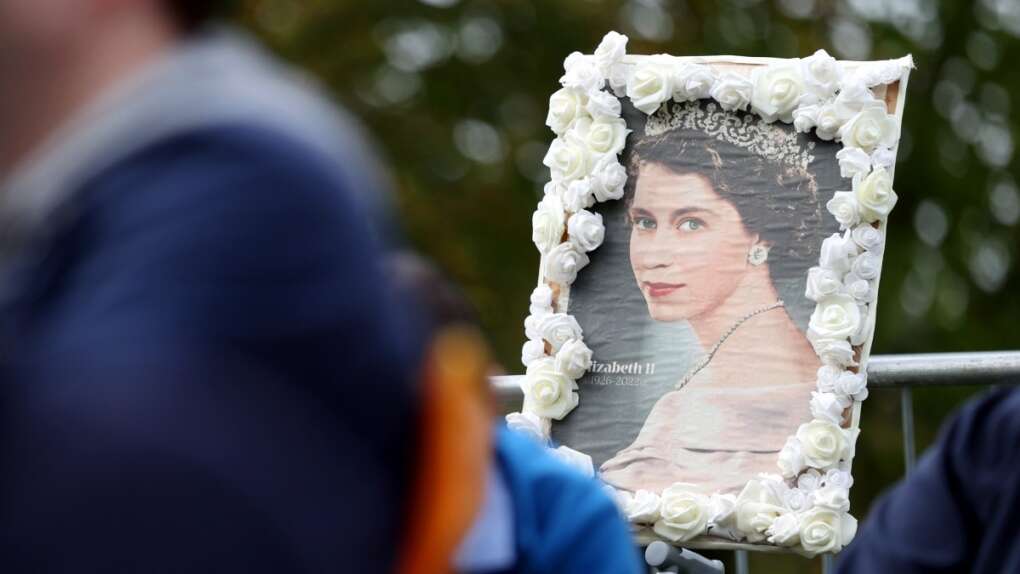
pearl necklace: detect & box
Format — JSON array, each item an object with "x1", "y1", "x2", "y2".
[{"x1": 676, "y1": 299, "x2": 786, "y2": 390}]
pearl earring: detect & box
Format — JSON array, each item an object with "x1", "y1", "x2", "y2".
[{"x1": 748, "y1": 244, "x2": 769, "y2": 266}]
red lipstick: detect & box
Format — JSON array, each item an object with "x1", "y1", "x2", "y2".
[{"x1": 643, "y1": 282, "x2": 685, "y2": 298}]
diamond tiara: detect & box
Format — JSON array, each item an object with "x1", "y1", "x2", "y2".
[{"x1": 643, "y1": 101, "x2": 816, "y2": 172}]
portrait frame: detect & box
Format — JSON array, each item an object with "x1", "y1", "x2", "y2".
[{"x1": 507, "y1": 31, "x2": 913, "y2": 556}]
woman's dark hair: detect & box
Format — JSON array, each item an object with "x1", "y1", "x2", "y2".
[
  {"x1": 623, "y1": 101, "x2": 842, "y2": 328},
  {"x1": 164, "y1": 0, "x2": 229, "y2": 32}
]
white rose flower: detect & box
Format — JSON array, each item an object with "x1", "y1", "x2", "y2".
[
  {"x1": 793, "y1": 104, "x2": 820, "y2": 133},
  {"x1": 543, "y1": 137, "x2": 591, "y2": 182},
  {"x1": 854, "y1": 167, "x2": 898, "y2": 222},
  {"x1": 535, "y1": 313, "x2": 582, "y2": 352},
  {"x1": 777, "y1": 436, "x2": 806, "y2": 478},
  {"x1": 554, "y1": 338, "x2": 593, "y2": 379},
  {"x1": 851, "y1": 224, "x2": 885, "y2": 254},
  {"x1": 707, "y1": 493, "x2": 739, "y2": 539},
  {"x1": 834, "y1": 371, "x2": 869, "y2": 401},
  {"x1": 709, "y1": 72, "x2": 753, "y2": 111},
  {"x1": 812, "y1": 337, "x2": 857, "y2": 368},
  {"x1": 585, "y1": 89, "x2": 622, "y2": 119},
  {"x1": 627, "y1": 490, "x2": 662, "y2": 524},
  {"x1": 850, "y1": 304, "x2": 872, "y2": 346},
  {"x1": 816, "y1": 365, "x2": 843, "y2": 393},
  {"x1": 809, "y1": 294, "x2": 862, "y2": 340},
  {"x1": 826, "y1": 191, "x2": 861, "y2": 229},
  {"x1": 674, "y1": 63, "x2": 717, "y2": 101},
  {"x1": 505, "y1": 411, "x2": 551, "y2": 444},
  {"x1": 812, "y1": 486, "x2": 851, "y2": 512},
  {"x1": 801, "y1": 49, "x2": 842, "y2": 100},
  {"x1": 871, "y1": 145, "x2": 897, "y2": 170},
  {"x1": 805, "y1": 267, "x2": 844, "y2": 303},
  {"x1": 546, "y1": 88, "x2": 587, "y2": 135},
  {"x1": 799, "y1": 507, "x2": 858, "y2": 556},
  {"x1": 850, "y1": 251, "x2": 882, "y2": 280},
  {"x1": 818, "y1": 231, "x2": 860, "y2": 274},
  {"x1": 843, "y1": 273, "x2": 875, "y2": 303},
  {"x1": 560, "y1": 54, "x2": 603, "y2": 93},
  {"x1": 834, "y1": 80, "x2": 881, "y2": 113},
  {"x1": 796, "y1": 420, "x2": 850, "y2": 470},
  {"x1": 593, "y1": 31, "x2": 628, "y2": 76},
  {"x1": 810, "y1": 391, "x2": 851, "y2": 426},
  {"x1": 529, "y1": 284, "x2": 554, "y2": 315},
  {"x1": 839, "y1": 102, "x2": 899, "y2": 152},
  {"x1": 836, "y1": 147, "x2": 872, "y2": 180},
  {"x1": 531, "y1": 193, "x2": 566, "y2": 254},
  {"x1": 567, "y1": 209, "x2": 605, "y2": 252},
  {"x1": 562, "y1": 177, "x2": 595, "y2": 213},
  {"x1": 543, "y1": 242, "x2": 590, "y2": 285},
  {"x1": 577, "y1": 115, "x2": 629, "y2": 157},
  {"x1": 626, "y1": 58, "x2": 675, "y2": 115},
  {"x1": 524, "y1": 313, "x2": 542, "y2": 340},
  {"x1": 767, "y1": 512, "x2": 802, "y2": 546},
  {"x1": 784, "y1": 488, "x2": 812, "y2": 513},
  {"x1": 520, "y1": 338, "x2": 546, "y2": 367},
  {"x1": 823, "y1": 468, "x2": 854, "y2": 490},
  {"x1": 735, "y1": 480, "x2": 787, "y2": 542},
  {"x1": 797, "y1": 468, "x2": 824, "y2": 492},
  {"x1": 653, "y1": 483, "x2": 710, "y2": 542},
  {"x1": 522, "y1": 358, "x2": 578, "y2": 420},
  {"x1": 551, "y1": 445, "x2": 595, "y2": 477},
  {"x1": 750, "y1": 64, "x2": 806, "y2": 123},
  {"x1": 589, "y1": 157, "x2": 628, "y2": 202},
  {"x1": 815, "y1": 104, "x2": 852, "y2": 141}
]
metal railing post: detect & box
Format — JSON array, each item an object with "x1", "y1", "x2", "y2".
[
  {"x1": 900, "y1": 387, "x2": 917, "y2": 474},
  {"x1": 734, "y1": 550, "x2": 749, "y2": 574}
]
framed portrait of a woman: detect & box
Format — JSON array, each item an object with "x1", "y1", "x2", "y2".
[{"x1": 510, "y1": 32, "x2": 913, "y2": 555}]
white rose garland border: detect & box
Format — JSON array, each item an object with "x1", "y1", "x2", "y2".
[{"x1": 507, "y1": 31, "x2": 913, "y2": 557}]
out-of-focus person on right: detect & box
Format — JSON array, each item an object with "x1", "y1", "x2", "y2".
[{"x1": 837, "y1": 387, "x2": 1020, "y2": 573}]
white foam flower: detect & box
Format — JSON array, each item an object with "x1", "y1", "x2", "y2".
[
  {"x1": 824, "y1": 468, "x2": 854, "y2": 490},
  {"x1": 826, "y1": 191, "x2": 861, "y2": 229},
  {"x1": 797, "y1": 468, "x2": 824, "y2": 492},
  {"x1": 709, "y1": 72, "x2": 753, "y2": 111},
  {"x1": 843, "y1": 273, "x2": 875, "y2": 304},
  {"x1": 735, "y1": 479, "x2": 787, "y2": 543},
  {"x1": 562, "y1": 177, "x2": 595, "y2": 213},
  {"x1": 589, "y1": 157, "x2": 628, "y2": 202},
  {"x1": 546, "y1": 88, "x2": 588, "y2": 135},
  {"x1": 834, "y1": 80, "x2": 882, "y2": 113},
  {"x1": 627, "y1": 490, "x2": 662, "y2": 524},
  {"x1": 543, "y1": 137, "x2": 591, "y2": 181},
  {"x1": 835, "y1": 147, "x2": 872, "y2": 180},
  {"x1": 793, "y1": 104, "x2": 819, "y2": 133},
  {"x1": 834, "y1": 371, "x2": 869, "y2": 401},
  {"x1": 674, "y1": 63, "x2": 717, "y2": 101},
  {"x1": 554, "y1": 338, "x2": 593, "y2": 379},
  {"x1": 799, "y1": 507, "x2": 858, "y2": 556},
  {"x1": 505, "y1": 411, "x2": 550, "y2": 444},
  {"x1": 871, "y1": 145, "x2": 897, "y2": 170},
  {"x1": 854, "y1": 167, "x2": 898, "y2": 222},
  {"x1": 850, "y1": 305, "x2": 873, "y2": 347},
  {"x1": 567, "y1": 209, "x2": 605, "y2": 252},
  {"x1": 815, "y1": 103, "x2": 852, "y2": 141},
  {"x1": 707, "y1": 493, "x2": 740, "y2": 539},
  {"x1": 839, "y1": 102, "x2": 899, "y2": 153},
  {"x1": 851, "y1": 225, "x2": 885, "y2": 254},
  {"x1": 816, "y1": 365, "x2": 843, "y2": 393},
  {"x1": 809, "y1": 293, "x2": 862, "y2": 341},
  {"x1": 523, "y1": 313, "x2": 542, "y2": 340},
  {"x1": 529, "y1": 283, "x2": 554, "y2": 315},
  {"x1": 801, "y1": 49, "x2": 842, "y2": 100},
  {"x1": 818, "y1": 231, "x2": 860, "y2": 274},
  {"x1": 784, "y1": 488, "x2": 812, "y2": 513},
  {"x1": 777, "y1": 436, "x2": 806, "y2": 478},
  {"x1": 812, "y1": 486, "x2": 851, "y2": 513},
  {"x1": 810, "y1": 391, "x2": 851, "y2": 425},
  {"x1": 585, "y1": 89, "x2": 622, "y2": 119},
  {"x1": 551, "y1": 445, "x2": 595, "y2": 477},
  {"x1": 796, "y1": 420, "x2": 850, "y2": 470},
  {"x1": 522, "y1": 358, "x2": 578, "y2": 420},
  {"x1": 521, "y1": 338, "x2": 546, "y2": 367},
  {"x1": 850, "y1": 251, "x2": 882, "y2": 280},
  {"x1": 535, "y1": 313, "x2": 582, "y2": 352},
  {"x1": 531, "y1": 193, "x2": 566, "y2": 254},
  {"x1": 573, "y1": 115, "x2": 629, "y2": 157},
  {"x1": 750, "y1": 64, "x2": 805, "y2": 123},
  {"x1": 812, "y1": 337, "x2": 857, "y2": 368},
  {"x1": 626, "y1": 57, "x2": 675, "y2": 115},
  {"x1": 559, "y1": 52, "x2": 603, "y2": 93},
  {"x1": 653, "y1": 483, "x2": 710, "y2": 542},
  {"x1": 593, "y1": 31, "x2": 628, "y2": 76},
  {"x1": 805, "y1": 267, "x2": 843, "y2": 303},
  {"x1": 543, "y1": 242, "x2": 590, "y2": 285}
]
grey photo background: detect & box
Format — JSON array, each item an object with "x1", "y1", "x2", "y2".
[{"x1": 553, "y1": 99, "x2": 845, "y2": 468}]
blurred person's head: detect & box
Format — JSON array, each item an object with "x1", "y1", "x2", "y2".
[{"x1": 0, "y1": 0, "x2": 224, "y2": 172}]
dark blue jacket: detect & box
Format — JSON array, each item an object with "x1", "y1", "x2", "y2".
[
  {"x1": 837, "y1": 388, "x2": 1020, "y2": 574},
  {"x1": 0, "y1": 125, "x2": 421, "y2": 572}
]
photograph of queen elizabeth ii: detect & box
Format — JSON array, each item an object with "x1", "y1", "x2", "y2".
[{"x1": 552, "y1": 100, "x2": 845, "y2": 495}]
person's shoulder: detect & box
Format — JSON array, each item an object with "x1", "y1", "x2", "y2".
[{"x1": 943, "y1": 387, "x2": 1020, "y2": 468}]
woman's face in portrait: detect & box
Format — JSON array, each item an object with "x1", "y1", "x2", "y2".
[{"x1": 629, "y1": 161, "x2": 757, "y2": 322}]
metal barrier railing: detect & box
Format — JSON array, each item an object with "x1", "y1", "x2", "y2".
[{"x1": 491, "y1": 351, "x2": 1020, "y2": 574}]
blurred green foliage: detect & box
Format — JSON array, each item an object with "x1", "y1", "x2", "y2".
[{"x1": 234, "y1": 0, "x2": 1017, "y2": 571}]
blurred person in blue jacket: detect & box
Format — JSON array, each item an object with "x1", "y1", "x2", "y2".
[
  {"x1": 0, "y1": 0, "x2": 421, "y2": 572},
  {"x1": 837, "y1": 388, "x2": 1020, "y2": 574}
]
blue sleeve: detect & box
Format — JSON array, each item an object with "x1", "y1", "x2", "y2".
[
  {"x1": 0, "y1": 126, "x2": 423, "y2": 572},
  {"x1": 497, "y1": 428, "x2": 643, "y2": 574},
  {"x1": 836, "y1": 389, "x2": 1020, "y2": 574}
]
